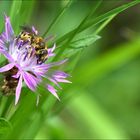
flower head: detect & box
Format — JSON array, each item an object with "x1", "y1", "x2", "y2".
[{"x1": 0, "y1": 15, "x2": 71, "y2": 105}]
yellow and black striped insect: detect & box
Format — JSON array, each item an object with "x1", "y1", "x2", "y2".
[{"x1": 17, "y1": 26, "x2": 48, "y2": 64}]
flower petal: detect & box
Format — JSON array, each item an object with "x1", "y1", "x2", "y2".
[
  {"x1": 5, "y1": 15, "x2": 14, "y2": 41},
  {"x1": 12, "y1": 71, "x2": 20, "y2": 78},
  {"x1": 0, "y1": 63, "x2": 15, "y2": 72},
  {"x1": 54, "y1": 77, "x2": 71, "y2": 83},
  {"x1": 53, "y1": 71, "x2": 70, "y2": 78},
  {"x1": 52, "y1": 71, "x2": 71, "y2": 83},
  {"x1": 23, "y1": 72, "x2": 39, "y2": 91},
  {"x1": 0, "y1": 50, "x2": 14, "y2": 62},
  {"x1": 47, "y1": 84, "x2": 60, "y2": 101},
  {"x1": 32, "y1": 59, "x2": 67, "y2": 73},
  {"x1": 48, "y1": 44, "x2": 56, "y2": 57},
  {"x1": 31, "y1": 64, "x2": 49, "y2": 77},
  {"x1": 46, "y1": 76, "x2": 61, "y2": 89},
  {"x1": 15, "y1": 74, "x2": 23, "y2": 105},
  {"x1": 0, "y1": 37, "x2": 6, "y2": 50}
]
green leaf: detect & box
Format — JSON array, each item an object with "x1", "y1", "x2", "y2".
[
  {"x1": 53, "y1": 0, "x2": 102, "y2": 61},
  {"x1": 70, "y1": 35, "x2": 101, "y2": 49},
  {"x1": 94, "y1": 14, "x2": 116, "y2": 34},
  {"x1": 6, "y1": 87, "x2": 50, "y2": 139},
  {"x1": 60, "y1": 35, "x2": 100, "y2": 64},
  {"x1": 10, "y1": 0, "x2": 22, "y2": 25},
  {"x1": 0, "y1": 118, "x2": 12, "y2": 136},
  {"x1": 43, "y1": 0, "x2": 73, "y2": 37},
  {"x1": 56, "y1": 0, "x2": 140, "y2": 45},
  {"x1": 83, "y1": 0, "x2": 140, "y2": 34},
  {"x1": 0, "y1": 1, "x2": 11, "y2": 32},
  {"x1": 9, "y1": 0, "x2": 36, "y2": 34},
  {"x1": 19, "y1": 1, "x2": 35, "y2": 23},
  {"x1": 9, "y1": 0, "x2": 23, "y2": 33}
]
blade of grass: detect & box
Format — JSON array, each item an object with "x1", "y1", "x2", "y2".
[
  {"x1": 22, "y1": 96, "x2": 57, "y2": 139},
  {"x1": 6, "y1": 86, "x2": 50, "y2": 138},
  {"x1": 0, "y1": 118, "x2": 12, "y2": 136},
  {"x1": 9, "y1": 0, "x2": 22, "y2": 27},
  {"x1": 10, "y1": 0, "x2": 22, "y2": 20},
  {"x1": 14, "y1": 0, "x2": 35, "y2": 33},
  {"x1": 55, "y1": 0, "x2": 140, "y2": 45},
  {"x1": 0, "y1": 1, "x2": 11, "y2": 32},
  {"x1": 1, "y1": 96, "x2": 14, "y2": 118},
  {"x1": 6, "y1": 90, "x2": 37, "y2": 139},
  {"x1": 19, "y1": 113, "x2": 42, "y2": 139},
  {"x1": 42, "y1": 0, "x2": 73, "y2": 37},
  {"x1": 94, "y1": 14, "x2": 116, "y2": 34},
  {"x1": 53, "y1": 0, "x2": 103, "y2": 61},
  {"x1": 83, "y1": 0, "x2": 140, "y2": 35}
]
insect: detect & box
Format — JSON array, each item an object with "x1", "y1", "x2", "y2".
[
  {"x1": 17, "y1": 26, "x2": 48, "y2": 64},
  {"x1": 1, "y1": 67, "x2": 19, "y2": 95}
]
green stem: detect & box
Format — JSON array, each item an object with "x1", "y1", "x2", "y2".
[
  {"x1": 1, "y1": 96, "x2": 14, "y2": 118},
  {"x1": 53, "y1": 0, "x2": 102, "y2": 61},
  {"x1": 42, "y1": 0, "x2": 73, "y2": 38},
  {"x1": 94, "y1": 14, "x2": 116, "y2": 34},
  {"x1": 55, "y1": 0, "x2": 140, "y2": 46}
]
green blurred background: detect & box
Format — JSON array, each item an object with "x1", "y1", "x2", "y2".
[{"x1": 1, "y1": 0, "x2": 140, "y2": 139}]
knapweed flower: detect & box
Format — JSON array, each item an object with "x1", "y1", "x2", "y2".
[{"x1": 0, "y1": 15, "x2": 71, "y2": 105}]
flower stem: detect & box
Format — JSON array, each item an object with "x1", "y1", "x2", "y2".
[
  {"x1": 1, "y1": 96, "x2": 14, "y2": 118},
  {"x1": 42, "y1": 0, "x2": 73, "y2": 38},
  {"x1": 53, "y1": 0, "x2": 102, "y2": 61}
]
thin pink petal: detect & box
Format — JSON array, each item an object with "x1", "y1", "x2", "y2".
[
  {"x1": 0, "y1": 63, "x2": 15, "y2": 72},
  {"x1": 47, "y1": 84, "x2": 60, "y2": 101},
  {"x1": 53, "y1": 71, "x2": 70, "y2": 78},
  {"x1": 47, "y1": 76, "x2": 61, "y2": 89},
  {"x1": 1, "y1": 50, "x2": 14, "y2": 62},
  {"x1": 55, "y1": 78, "x2": 71, "y2": 83},
  {"x1": 15, "y1": 75, "x2": 22, "y2": 105},
  {"x1": 5, "y1": 15, "x2": 14, "y2": 41},
  {"x1": 12, "y1": 71, "x2": 20, "y2": 78},
  {"x1": 48, "y1": 44, "x2": 56, "y2": 57},
  {"x1": 23, "y1": 72, "x2": 39, "y2": 91}
]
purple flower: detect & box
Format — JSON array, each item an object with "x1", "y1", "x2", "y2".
[{"x1": 0, "y1": 15, "x2": 71, "y2": 105}]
